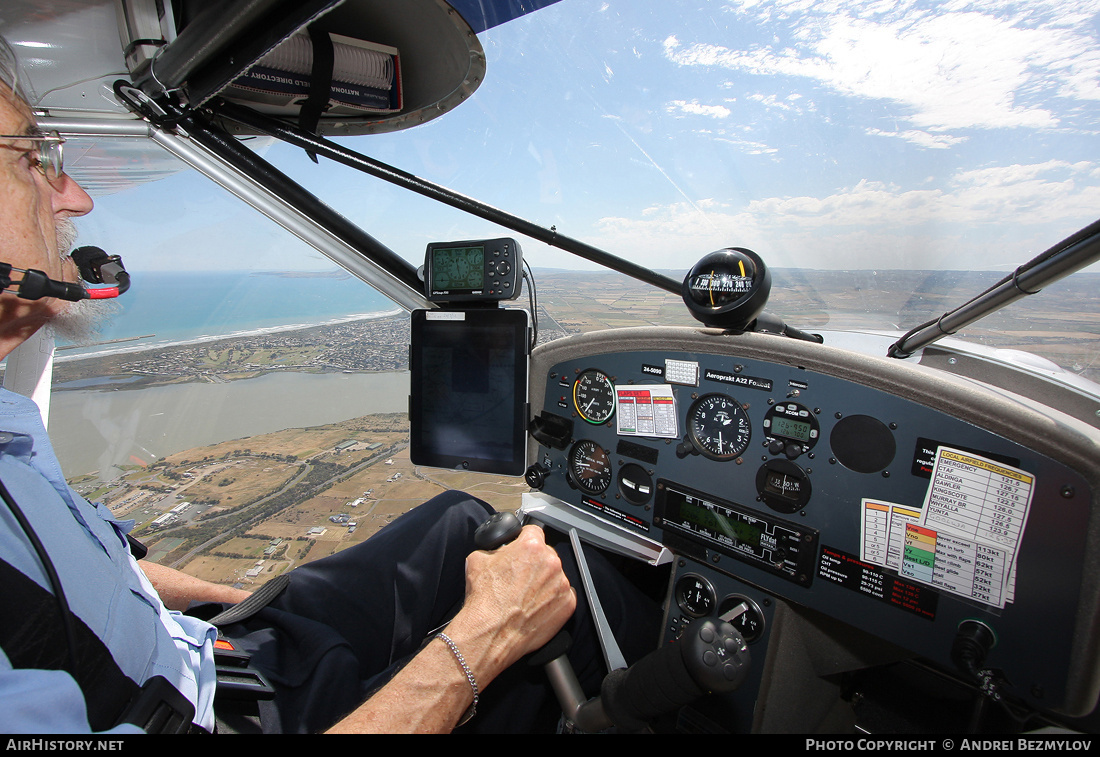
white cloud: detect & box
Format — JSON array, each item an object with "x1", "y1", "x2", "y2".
[
  {"x1": 587, "y1": 160, "x2": 1100, "y2": 269},
  {"x1": 667, "y1": 99, "x2": 732, "y2": 118},
  {"x1": 664, "y1": 2, "x2": 1100, "y2": 136},
  {"x1": 865, "y1": 128, "x2": 968, "y2": 149},
  {"x1": 952, "y1": 160, "x2": 1095, "y2": 187}
]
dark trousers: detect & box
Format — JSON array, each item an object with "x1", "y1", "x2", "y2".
[{"x1": 210, "y1": 491, "x2": 661, "y2": 733}]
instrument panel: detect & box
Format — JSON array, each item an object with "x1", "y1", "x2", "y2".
[{"x1": 525, "y1": 327, "x2": 1100, "y2": 726}]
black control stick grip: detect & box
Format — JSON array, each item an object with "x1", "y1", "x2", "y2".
[
  {"x1": 474, "y1": 510, "x2": 524, "y2": 550},
  {"x1": 598, "y1": 618, "x2": 749, "y2": 731},
  {"x1": 473, "y1": 511, "x2": 573, "y2": 667}
]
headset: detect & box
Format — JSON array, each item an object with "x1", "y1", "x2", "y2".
[{"x1": 0, "y1": 246, "x2": 130, "y2": 302}]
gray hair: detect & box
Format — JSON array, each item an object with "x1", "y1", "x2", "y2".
[{"x1": 0, "y1": 35, "x2": 29, "y2": 105}]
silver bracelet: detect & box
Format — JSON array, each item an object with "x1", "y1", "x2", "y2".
[{"x1": 436, "y1": 631, "x2": 478, "y2": 725}]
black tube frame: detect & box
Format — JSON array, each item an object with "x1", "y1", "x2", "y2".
[
  {"x1": 135, "y1": 0, "x2": 342, "y2": 107},
  {"x1": 889, "y1": 218, "x2": 1100, "y2": 358},
  {"x1": 213, "y1": 100, "x2": 684, "y2": 296}
]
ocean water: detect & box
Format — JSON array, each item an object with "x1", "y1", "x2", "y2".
[
  {"x1": 60, "y1": 270, "x2": 399, "y2": 355},
  {"x1": 48, "y1": 271, "x2": 409, "y2": 478}
]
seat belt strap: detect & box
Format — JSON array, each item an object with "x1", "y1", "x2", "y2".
[
  {"x1": 206, "y1": 572, "x2": 290, "y2": 627},
  {"x1": 0, "y1": 557, "x2": 200, "y2": 732},
  {"x1": 299, "y1": 24, "x2": 335, "y2": 163}
]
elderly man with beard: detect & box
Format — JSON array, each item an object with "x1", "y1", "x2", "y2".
[{"x1": 0, "y1": 35, "x2": 645, "y2": 734}]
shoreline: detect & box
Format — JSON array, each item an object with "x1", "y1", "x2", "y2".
[{"x1": 55, "y1": 308, "x2": 406, "y2": 363}]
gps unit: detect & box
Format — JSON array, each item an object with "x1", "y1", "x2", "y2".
[{"x1": 424, "y1": 238, "x2": 522, "y2": 303}]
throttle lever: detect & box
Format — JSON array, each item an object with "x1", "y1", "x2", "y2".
[{"x1": 592, "y1": 617, "x2": 750, "y2": 732}]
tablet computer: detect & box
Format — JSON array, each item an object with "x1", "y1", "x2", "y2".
[{"x1": 409, "y1": 308, "x2": 529, "y2": 476}]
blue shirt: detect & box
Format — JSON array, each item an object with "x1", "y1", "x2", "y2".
[{"x1": 0, "y1": 388, "x2": 217, "y2": 733}]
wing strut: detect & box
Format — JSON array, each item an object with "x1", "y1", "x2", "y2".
[
  {"x1": 213, "y1": 100, "x2": 684, "y2": 296},
  {"x1": 888, "y1": 218, "x2": 1100, "y2": 359}
]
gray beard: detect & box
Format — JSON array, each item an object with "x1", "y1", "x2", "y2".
[
  {"x1": 46, "y1": 218, "x2": 119, "y2": 344},
  {"x1": 48, "y1": 298, "x2": 119, "y2": 344},
  {"x1": 55, "y1": 217, "x2": 78, "y2": 256}
]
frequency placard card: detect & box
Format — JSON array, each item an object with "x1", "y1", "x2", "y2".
[
  {"x1": 911, "y1": 448, "x2": 1032, "y2": 607},
  {"x1": 860, "y1": 447, "x2": 1033, "y2": 609}
]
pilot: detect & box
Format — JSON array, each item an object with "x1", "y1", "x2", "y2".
[{"x1": 0, "y1": 36, "x2": 654, "y2": 733}]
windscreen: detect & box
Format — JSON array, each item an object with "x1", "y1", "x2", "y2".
[{"x1": 22, "y1": 0, "x2": 1098, "y2": 590}]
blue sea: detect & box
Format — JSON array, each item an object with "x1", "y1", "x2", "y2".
[{"x1": 59, "y1": 270, "x2": 401, "y2": 357}]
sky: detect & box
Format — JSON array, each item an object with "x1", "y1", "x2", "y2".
[{"x1": 73, "y1": 0, "x2": 1100, "y2": 278}]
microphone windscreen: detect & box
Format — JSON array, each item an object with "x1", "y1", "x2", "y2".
[{"x1": 70, "y1": 246, "x2": 109, "y2": 283}]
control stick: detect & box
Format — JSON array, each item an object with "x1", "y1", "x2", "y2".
[
  {"x1": 473, "y1": 510, "x2": 575, "y2": 662},
  {"x1": 593, "y1": 617, "x2": 749, "y2": 732},
  {"x1": 473, "y1": 511, "x2": 751, "y2": 732},
  {"x1": 473, "y1": 510, "x2": 527, "y2": 551}
]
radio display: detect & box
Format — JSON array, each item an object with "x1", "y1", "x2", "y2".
[{"x1": 770, "y1": 415, "x2": 812, "y2": 442}]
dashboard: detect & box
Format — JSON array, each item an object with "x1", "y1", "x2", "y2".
[{"x1": 522, "y1": 325, "x2": 1100, "y2": 732}]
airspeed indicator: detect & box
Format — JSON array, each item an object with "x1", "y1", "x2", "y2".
[{"x1": 573, "y1": 369, "x2": 616, "y2": 424}]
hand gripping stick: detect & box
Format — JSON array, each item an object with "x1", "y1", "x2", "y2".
[{"x1": 473, "y1": 511, "x2": 750, "y2": 732}]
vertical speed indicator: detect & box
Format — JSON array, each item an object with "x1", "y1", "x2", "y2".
[{"x1": 573, "y1": 369, "x2": 616, "y2": 424}]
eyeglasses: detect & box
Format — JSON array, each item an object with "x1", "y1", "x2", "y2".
[{"x1": 0, "y1": 132, "x2": 65, "y2": 183}]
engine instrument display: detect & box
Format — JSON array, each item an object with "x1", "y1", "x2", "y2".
[{"x1": 656, "y1": 481, "x2": 818, "y2": 585}]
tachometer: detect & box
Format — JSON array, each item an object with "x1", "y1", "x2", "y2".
[
  {"x1": 687, "y1": 393, "x2": 752, "y2": 460},
  {"x1": 568, "y1": 439, "x2": 612, "y2": 494},
  {"x1": 573, "y1": 369, "x2": 616, "y2": 424}
]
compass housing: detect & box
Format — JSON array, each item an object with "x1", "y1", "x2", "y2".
[{"x1": 682, "y1": 248, "x2": 772, "y2": 330}]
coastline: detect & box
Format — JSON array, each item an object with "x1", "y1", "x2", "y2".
[
  {"x1": 56, "y1": 307, "x2": 405, "y2": 363},
  {"x1": 48, "y1": 308, "x2": 411, "y2": 392}
]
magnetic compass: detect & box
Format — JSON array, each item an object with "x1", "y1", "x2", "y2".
[{"x1": 682, "y1": 248, "x2": 771, "y2": 330}]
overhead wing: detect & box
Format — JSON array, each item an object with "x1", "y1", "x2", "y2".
[
  {"x1": 446, "y1": 0, "x2": 563, "y2": 33},
  {"x1": 0, "y1": 0, "x2": 562, "y2": 194}
]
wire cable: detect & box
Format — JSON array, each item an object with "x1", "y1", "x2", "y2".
[{"x1": 523, "y1": 258, "x2": 538, "y2": 351}]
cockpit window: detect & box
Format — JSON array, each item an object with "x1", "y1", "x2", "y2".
[{"x1": 38, "y1": 0, "x2": 1100, "y2": 576}]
